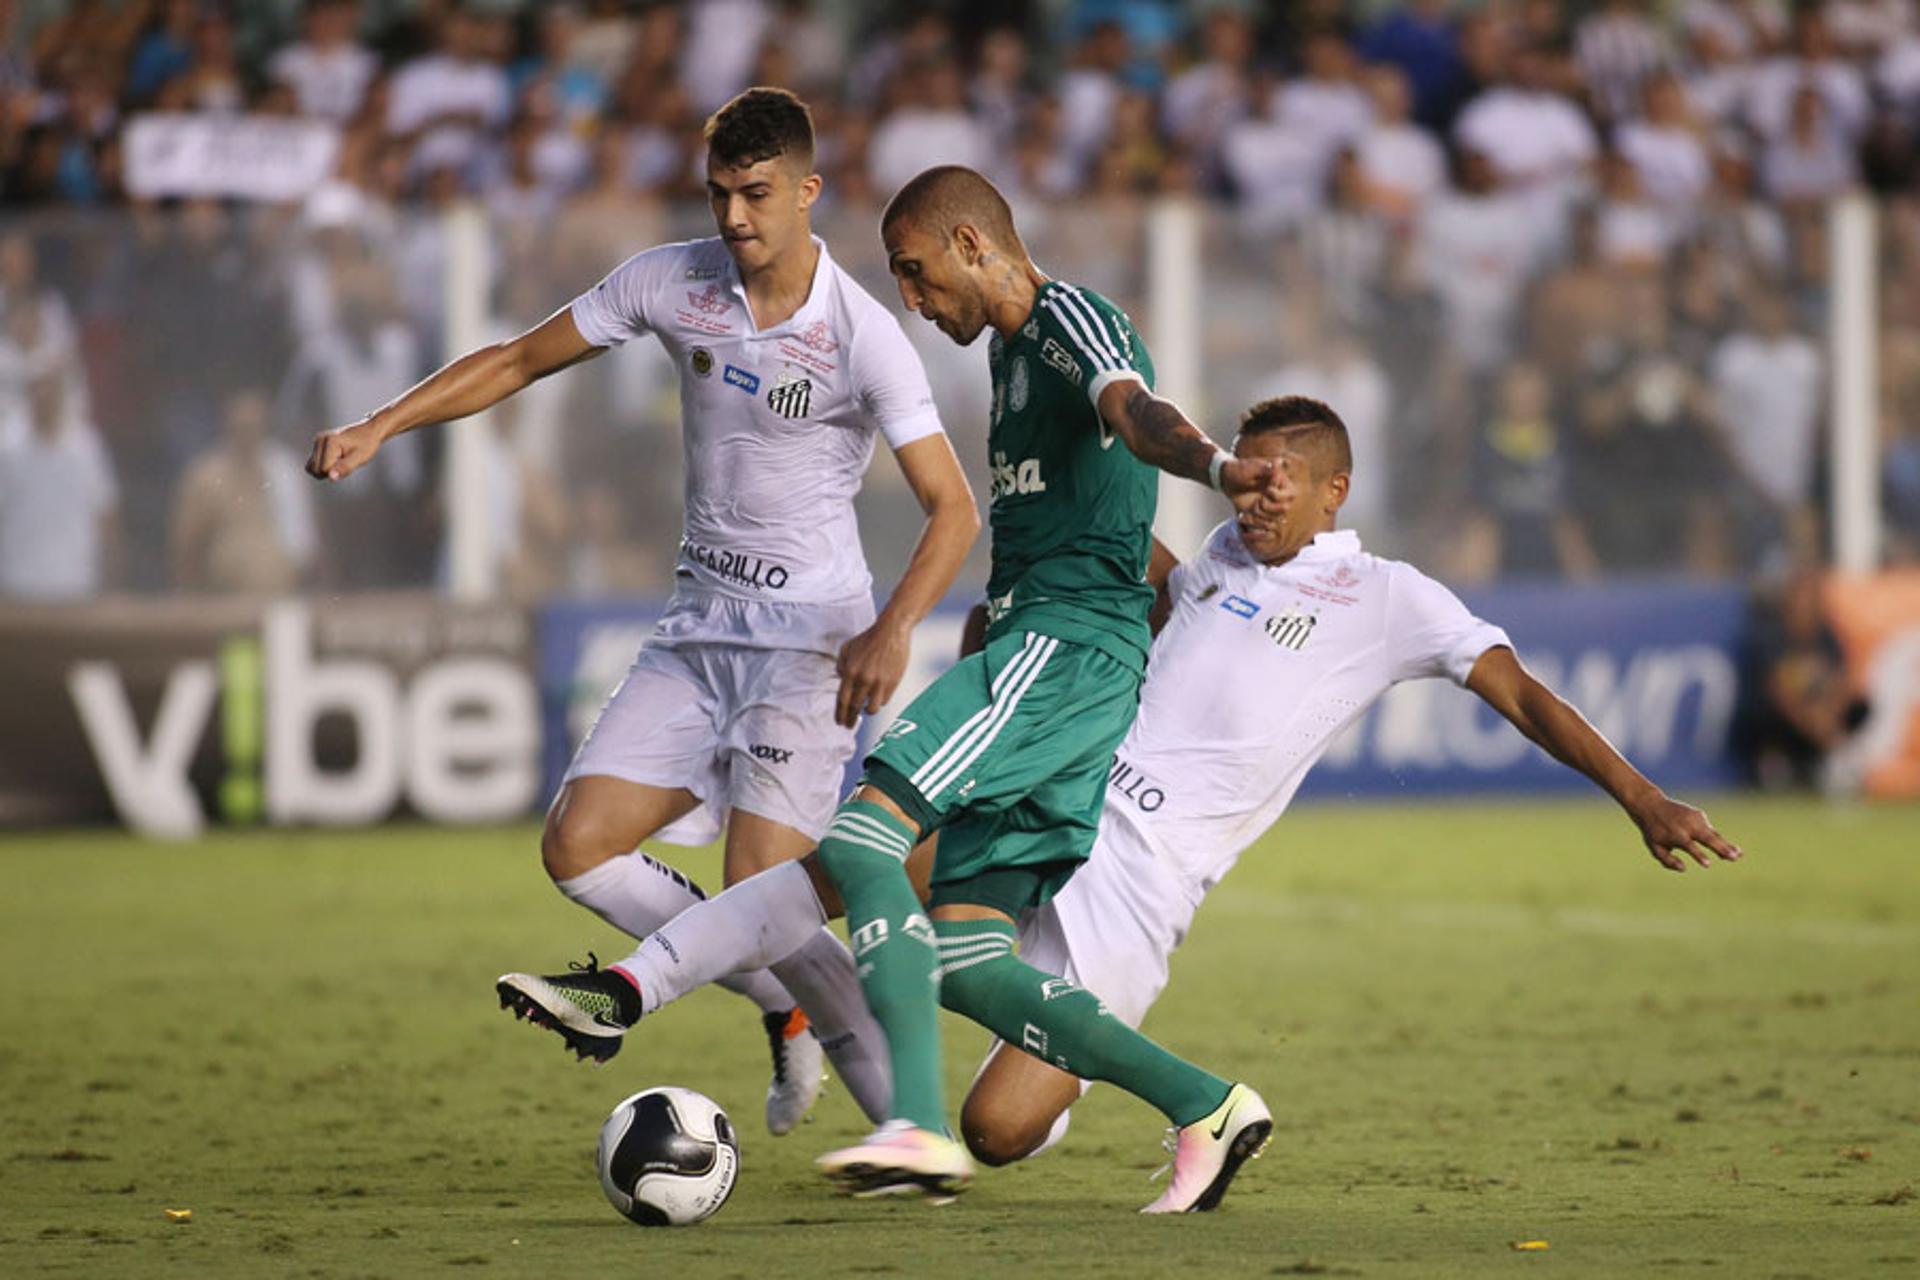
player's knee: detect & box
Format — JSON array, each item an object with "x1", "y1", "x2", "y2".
[
  {"x1": 540, "y1": 804, "x2": 621, "y2": 882},
  {"x1": 959, "y1": 1092, "x2": 1052, "y2": 1167}
]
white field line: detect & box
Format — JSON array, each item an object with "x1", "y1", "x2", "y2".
[{"x1": 1206, "y1": 890, "x2": 1920, "y2": 949}]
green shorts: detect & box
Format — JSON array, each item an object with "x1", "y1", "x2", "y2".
[{"x1": 864, "y1": 629, "x2": 1142, "y2": 914}]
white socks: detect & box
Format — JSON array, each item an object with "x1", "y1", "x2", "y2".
[
  {"x1": 770, "y1": 929, "x2": 893, "y2": 1124},
  {"x1": 554, "y1": 852, "x2": 794, "y2": 1015},
  {"x1": 611, "y1": 859, "x2": 894, "y2": 1123}
]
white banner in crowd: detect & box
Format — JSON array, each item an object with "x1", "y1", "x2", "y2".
[{"x1": 124, "y1": 114, "x2": 341, "y2": 203}]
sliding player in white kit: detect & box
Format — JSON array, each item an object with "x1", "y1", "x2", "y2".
[
  {"x1": 305, "y1": 88, "x2": 978, "y2": 1136},
  {"x1": 955, "y1": 394, "x2": 1743, "y2": 1165},
  {"x1": 534, "y1": 394, "x2": 1741, "y2": 1191}
]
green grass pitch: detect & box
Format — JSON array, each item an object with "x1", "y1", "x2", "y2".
[{"x1": 3, "y1": 796, "x2": 1916, "y2": 1278}]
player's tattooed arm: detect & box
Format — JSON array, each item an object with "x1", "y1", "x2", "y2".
[{"x1": 1095, "y1": 381, "x2": 1288, "y2": 503}]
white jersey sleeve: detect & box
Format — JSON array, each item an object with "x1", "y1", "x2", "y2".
[
  {"x1": 568, "y1": 243, "x2": 680, "y2": 349},
  {"x1": 1385, "y1": 563, "x2": 1512, "y2": 685},
  {"x1": 848, "y1": 309, "x2": 944, "y2": 449}
]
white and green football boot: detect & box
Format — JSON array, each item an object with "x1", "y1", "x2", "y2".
[{"x1": 1140, "y1": 1082, "x2": 1273, "y2": 1214}]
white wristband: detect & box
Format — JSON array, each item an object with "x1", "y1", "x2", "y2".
[{"x1": 1206, "y1": 447, "x2": 1230, "y2": 492}]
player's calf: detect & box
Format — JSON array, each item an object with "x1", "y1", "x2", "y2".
[{"x1": 959, "y1": 1045, "x2": 1083, "y2": 1166}]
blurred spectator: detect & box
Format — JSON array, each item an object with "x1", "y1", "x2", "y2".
[
  {"x1": 1709, "y1": 287, "x2": 1823, "y2": 517},
  {"x1": 169, "y1": 389, "x2": 317, "y2": 594},
  {"x1": 1616, "y1": 74, "x2": 1711, "y2": 231},
  {"x1": 1223, "y1": 91, "x2": 1328, "y2": 230},
  {"x1": 679, "y1": 0, "x2": 772, "y2": 116},
  {"x1": 1457, "y1": 361, "x2": 1600, "y2": 580},
  {"x1": 1354, "y1": 63, "x2": 1445, "y2": 221},
  {"x1": 1762, "y1": 86, "x2": 1861, "y2": 204},
  {"x1": 271, "y1": 0, "x2": 378, "y2": 124},
  {"x1": 1302, "y1": 150, "x2": 1391, "y2": 326},
  {"x1": 0, "y1": 371, "x2": 118, "y2": 600},
  {"x1": 1417, "y1": 148, "x2": 1540, "y2": 370},
  {"x1": 868, "y1": 57, "x2": 990, "y2": 194},
  {"x1": 1453, "y1": 44, "x2": 1598, "y2": 231},
  {"x1": 1880, "y1": 27, "x2": 1920, "y2": 115},
  {"x1": 1261, "y1": 315, "x2": 1392, "y2": 541},
  {"x1": 1574, "y1": 0, "x2": 1668, "y2": 124},
  {"x1": 1679, "y1": 0, "x2": 1785, "y2": 60},
  {"x1": 386, "y1": 8, "x2": 511, "y2": 182},
  {"x1": 125, "y1": 0, "x2": 199, "y2": 106},
  {"x1": 0, "y1": 229, "x2": 83, "y2": 423},
  {"x1": 157, "y1": 12, "x2": 244, "y2": 116},
  {"x1": 1160, "y1": 8, "x2": 1254, "y2": 192},
  {"x1": 972, "y1": 27, "x2": 1033, "y2": 157},
  {"x1": 1056, "y1": 20, "x2": 1129, "y2": 185},
  {"x1": 1273, "y1": 32, "x2": 1374, "y2": 159},
  {"x1": 1593, "y1": 148, "x2": 1676, "y2": 267},
  {"x1": 1358, "y1": 0, "x2": 1471, "y2": 132},
  {"x1": 1739, "y1": 566, "x2": 1870, "y2": 789},
  {"x1": 1568, "y1": 298, "x2": 1732, "y2": 574},
  {"x1": 1745, "y1": 10, "x2": 1869, "y2": 143}
]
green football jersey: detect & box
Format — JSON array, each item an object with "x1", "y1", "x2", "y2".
[{"x1": 982, "y1": 280, "x2": 1159, "y2": 674}]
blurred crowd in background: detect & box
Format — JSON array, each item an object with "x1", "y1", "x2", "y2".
[{"x1": 0, "y1": 0, "x2": 1917, "y2": 637}]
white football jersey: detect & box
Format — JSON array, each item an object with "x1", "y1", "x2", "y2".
[
  {"x1": 1105, "y1": 522, "x2": 1510, "y2": 900},
  {"x1": 569, "y1": 235, "x2": 944, "y2": 609}
]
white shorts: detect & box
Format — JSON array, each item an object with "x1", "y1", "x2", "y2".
[
  {"x1": 563, "y1": 595, "x2": 865, "y2": 843},
  {"x1": 982, "y1": 811, "x2": 1202, "y2": 1154},
  {"x1": 1018, "y1": 810, "x2": 1198, "y2": 1031}
]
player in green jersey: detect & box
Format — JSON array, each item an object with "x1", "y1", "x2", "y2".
[
  {"x1": 801, "y1": 166, "x2": 1287, "y2": 1210},
  {"x1": 500, "y1": 166, "x2": 1289, "y2": 1212}
]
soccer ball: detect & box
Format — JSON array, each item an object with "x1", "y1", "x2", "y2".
[{"x1": 596, "y1": 1086, "x2": 740, "y2": 1227}]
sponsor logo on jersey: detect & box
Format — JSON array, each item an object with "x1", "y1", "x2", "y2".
[
  {"x1": 748, "y1": 742, "x2": 793, "y2": 764},
  {"x1": 1195, "y1": 584, "x2": 1220, "y2": 602},
  {"x1": 851, "y1": 918, "x2": 888, "y2": 957},
  {"x1": 990, "y1": 450, "x2": 1047, "y2": 500},
  {"x1": 1264, "y1": 607, "x2": 1317, "y2": 651},
  {"x1": 767, "y1": 372, "x2": 812, "y2": 419},
  {"x1": 684, "y1": 265, "x2": 722, "y2": 281},
  {"x1": 723, "y1": 364, "x2": 761, "y2": 394},
  {"x1": 679, "y1": 537, "x2": 788, "y2": 589},
  {"x1": 796, "y1": 319, "x2": 840, "y2": 354},
  {"x1": 686, "y1": 283, "x2": 731, "y2": 315},
  {"x1": 1039, "y1": 978, "x2": 1076, "y2": 1002},
  {"x1": 1021, "y1": 1023, "x2": 1049, "y2": 1057},
  {"x1": 1108, "y1": 757, "x2": 1166, "y2": 812},
  {"x1": 1219, "y1": 593, "x2": 1260, "y2": 620},
  {"x1": 1021, "y1": 318, "x2": 1040, "y2": 340},
  {"x1": 690, "y1": 347, "x2": 714, "y2": 378},
  {"x1": 878, "y1": 717, "x2": 917, "y2": 742},
  {"x1": 1009, "y1": 356, "x2": 1031, "y2": 412},
  {"x1": 984, "y1": 590, "x2": 1014, "y2": 625},
  {"x1": 1040, "y1": 336, "x2": 1082, "y2": 386}
]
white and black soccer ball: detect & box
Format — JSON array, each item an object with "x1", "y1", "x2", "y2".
[{"x1": 596, "y1": 1086, "x2": 740, "y2": 1227}]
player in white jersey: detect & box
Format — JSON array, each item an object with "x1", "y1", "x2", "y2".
[
  {"x1": 956, "y1": 394, "x2": 1742, "y2": 1164},
  {"x1": 523, "y1": 394, "x2": 1741, "y2": 1198},
  {"x1": 305, "y1": 89, "x2": 979, "y2": 1135}
]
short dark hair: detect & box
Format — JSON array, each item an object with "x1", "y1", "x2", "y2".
[
  {"x1": 882, "y1": 164, "x2": 1023, "y2": 252},
  {"x1": 704, "y1": 87, "x2": 815, "y2": 171},
  {"x1": 1237, "y1": 396, "x2": 1353, "y2": 478}
]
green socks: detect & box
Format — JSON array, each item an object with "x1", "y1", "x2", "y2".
[
  {"x1": 935, "y1": 917, "x2": 1230, "y2": 1127},
  {"x1": 814, "y1": 801, "x2": 947, "y2": 1133}
]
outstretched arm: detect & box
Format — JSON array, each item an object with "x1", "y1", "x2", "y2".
[
  {"x1": 1095, "y1": 379, "x2": 1289, "y2": 502},
  {"x1": 1466, "y1": 645, "x2": 1744, "y2": 872},
  {"x1": 306, "y1": 307, "x2": 600, "y2": 482}
]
